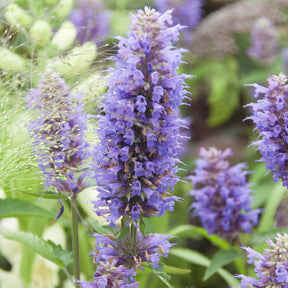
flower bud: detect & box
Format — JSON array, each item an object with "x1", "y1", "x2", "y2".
[
  {"x1": 4, "y1": 4, "x2": 32, "y2": 27},
  {"x1": 53, "y1": 0, "x2": 73, "y2": 18},
  {"x1": 30, "y1": 20, "x2": 52, "y2": 46},
  {"x1": 50, "y1": 21, "x2": 77, "y2": 51},
  {"x1": 46, "y1": 42, "x2": 97, "y2": 76},
  {"x1": 0, "y1": 48, "x2": 25, "y2": 73}
]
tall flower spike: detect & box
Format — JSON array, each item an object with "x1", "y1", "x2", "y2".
[
  {"x1": 188, "y1": 147, "x2": 260, "y2": 239},
  {"x1": 247, "y1": 17, "x2": 278, "y2": 65},
  {"x1": 237, "y1": 233, "x2": 288, "y2": 287},
  {"x1": 246, "y1": 73, "x2": 288, "y2": 188},
  {"x1": 92, "y1": 232, "x2": 174, "y2": 270},
  {"x1": 69, "y1": 0, "x2": 110, "y2": 44},
  {"x1": 26, "y1": 69, "x2": 90, "y2": 194},
  {"x1": 77, "y1": 259, "x2": 139, "y2": 288},
  {"x1": 93, "y1": 7, "x2": 191, "y2": 226}
]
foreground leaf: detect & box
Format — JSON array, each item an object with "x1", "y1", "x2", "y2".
[
  {"x1": 204, "y1": 248, "x2": 241, "y2": 281},
  {"x1": 170, "y1": 248, "x2": 239, "y2": 287},
  {"x1": 0, "y1": 228, "x2": 72, "y2": 267},
  {"x1": 21, "y1": 191, "x2": 72, "y2": 199},
  {"x1": 0, "y1": 199, "x2": 55, "y2": 219}
]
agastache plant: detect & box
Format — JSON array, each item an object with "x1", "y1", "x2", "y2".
[
  {"x1": 188, "y1": 147, "x2": 260, "y2": 239},
  {"x1": 69, "y1": 0, "x2": 110, "y2": 44},
  {"x1": 79, "y1": 7, "x2": 190, "y2": 287},
  {"x1": 247, "y1": 17, "x2": 278, "y2": 65},
  {"x1": 93, "y1": 7, "x2": 190, "y2": 226},
  {"x1": 237, "y1": 233, "x2": 288, "y2": 287},
  {"x1": 246, "y1": 73, "x2": 288, "y2": 188},
  {"x1": 26, "y1": 69, "x2": 90, "y2": 280}
]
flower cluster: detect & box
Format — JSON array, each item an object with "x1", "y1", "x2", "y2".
[
  {"x1": 247, "y1": 17, "x2": 278, "y2": 65},
  {"x1": 92, "y1": 232, "x2": 174, "y2": 270},
  {"x1": 237, "y1": 233, "x2": 288, "y2": 287},
  {"x1": 26, "y1": 69, "x2": 90, "y2": 194},
  {"x1": 154, "y1": 0, "x2": 203, "y2": 44},
  {"x1": 188, "y1": 147, "x2": 260, "y2": 239},
  {"x1": 78, "y1": 260, "x2": 138, "y2": 288},
  {"x1": 93, "y1": 7, "x2": 190, "y2": 226},
  {"x1": 246, "y1": 73, "x2": 288, "y2": 188},
  {"x1": 69, "y1": 0, "x2": 110, "y2": 44}
]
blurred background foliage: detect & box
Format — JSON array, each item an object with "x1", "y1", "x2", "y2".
[{"x1": 1, "y1": 0, "x2": 288, "y2": 287}]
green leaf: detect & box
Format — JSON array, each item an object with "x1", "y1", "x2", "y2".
[
  {"x1": 252, "y1": 227, "x2": 288, "y2": 244},
  {"x1": 168, "y1": 225, "x2": 229, "y2": 249},
  {"x1": 21, "y1": 191, "x2": 72, "y2": 199},
  {"x1": 164, "y1": 265, "x2": 191, "y2": 275},
  {"x1": 204, "y1": 249, "x2": 241, "y2": 281},
  {"x1": 0, "y1": 199, "x2": 55, "y2": 219},
  {"x1": 0, "y1": 228, "x2": 72, "y2": 267},
  {"x1": 170, "y1": 248, "x2": 239, "y2": 287},
  {"x1": 257, "y1": 182, "x2": 286, "y2": 233},
  {"x1": 116, "y1": 216, "x2": 130, "y2": 241}
]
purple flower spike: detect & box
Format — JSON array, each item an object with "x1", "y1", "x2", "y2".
[
  {"x1": 246, "y1": 73, "x2": 288, "y2": 188},
  {"x1": 237, "y1": 233, "x2": 288, "y2": 287},
  {"x1": 247, "y1": 17, "x2": 278, "y2": 65},
  {"x1": 77, "y1": 259, "x2": 139, "y2": 288},
  {"x1": 93, "y1": 7, "x2": 192, "y2": 226},
  {"x1": 188, "y1": 147, "x2": 261, "y2": 239},
  {"x1": 69, "y1": 0, "x2": 110, "y2": 44},
  {"x1": 26, "y1": 69, "x2": 90, "y2": 194},
  {"x1": 92, "y1": 232, "x2": 174, "y2": 270}
]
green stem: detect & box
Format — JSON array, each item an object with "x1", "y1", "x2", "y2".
[
  {"x1": 130, "y1": 221, "x2": 137, "y2": 246},
  {"x1": 72, "y1": 192, "x2": 80, "y2": 282}
]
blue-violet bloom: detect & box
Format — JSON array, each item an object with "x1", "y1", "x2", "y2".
[
  {"x1": 77, "y1": 259, "x2": 139, "y2": 288},
  {"x1": 93, "y1": 7, "x2": 191, "y2": 226},
  {"x1": 26, "y1": 69, "x2": 90, "y2": 194},
  {"x1": 247, "y1": 17, "x2": 278, "y2": 65},
  {"x1": 188, "y1": 147, "x2": 260, "y2": 239},
  {"x1": 246, "y1": 73, "x2": 288, "y2": 189},
  {"x1": 92, "y1": 232, "x2": 174, "y2": 270},
  {"x1": 237, "y1": 233, "x2": 288, "y2": 287},
  {"x1": 69, "y1": 0, "x2": 110, "y2": 44}
]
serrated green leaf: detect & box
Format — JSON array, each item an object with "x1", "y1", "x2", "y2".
[
  {"x1": 0, "y1": 199, "x2": 55, "y2": 219},
  {"x1": 0, "y1": 228, "x2": 72, "y2": 267},
  {"x1": 204, "y1": 249, "x2": 241, "y2": 281},
  {"x1": 170, "y1": 248, "x2": 239, "y2": 287},
  {"x1": 168, "y1": 225, "x2": 229, "y2": 249}
]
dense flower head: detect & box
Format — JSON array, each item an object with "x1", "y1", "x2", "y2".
[
  {"x1": 26, "y1": 69, "x2": 90, "y2": 193},
  {"x1": 246, "y1": 73, "x2": 288, "y2": 188},
  {"x1": 91, "y1": 232, "x2": 174, "y2": 270},
  {"x1": 154, "y1": 0, "x2": 203, "y2": 44},
  {"x1": 77, "y1": 260, "x2": 139, "y2": 288},
  {"x1": 188, "y1": 147, "x2": 260, "y2": 239},
  {"x1": 93, "y1": 7, "x2": 191, "y2": 226},
  {"x1": 247, "y1": 17, "x2": 278, "y2": 64},
  {"x1": 69, "y1": 0, "x2": 110, "y2": 44},
  {"x1": 237, "y1": 233, "x2": 288, "y2": 287}
]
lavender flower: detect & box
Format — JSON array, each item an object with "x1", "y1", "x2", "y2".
[
  {"x1": 93, "y1": 7, "x2": 191, "y2": 226},
  {"x1": 69, "y1": 0, "x2": 110, "y2": 44},
  {"x1": 246, "y1": 73, "x2": 288, "y2": 188},
  {"x1": 92, "y1": 232, "x2": 174, "y2": 269},
  {"x1": 188, "y1": 147, "x2": 260, "y2": 239},
  {"x1": 247, "y1": 17, "x2": 278, "y2": 65},
  {"x1": 26, "y1": 69, "x2": 90, "y2": 194},
  {"x1": 154, "y1": 0, "x2": 203, "y2": 44},
  {"x1": 237, "y1": 233, "x2": 288, "y2": 287},
  {"x1": 78, "y1": 259, "x2": 139, "y2": 288}
]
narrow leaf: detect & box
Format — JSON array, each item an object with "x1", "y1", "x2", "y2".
[
  {"x1": 164, "y1": 265, "x2": 191, "y2": 275},
  {"x1": 204, "y1": 249, "x2": 241, "y2": 281},
  {"x1": 0, "y1": 228, "x2": 72, "y2": 267},
  {"x1": 21, "y1": 191, "x2": 72, "y2": 199},
  {"x1": 170, "y1": 248, "x2": 239, "y2": 287},
  {"x1": 0, "y1": 199, "x2": 55, "y2": 219},
  {"x1": 168, "y1": 225, "x2": 229, "y2": 249}
]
